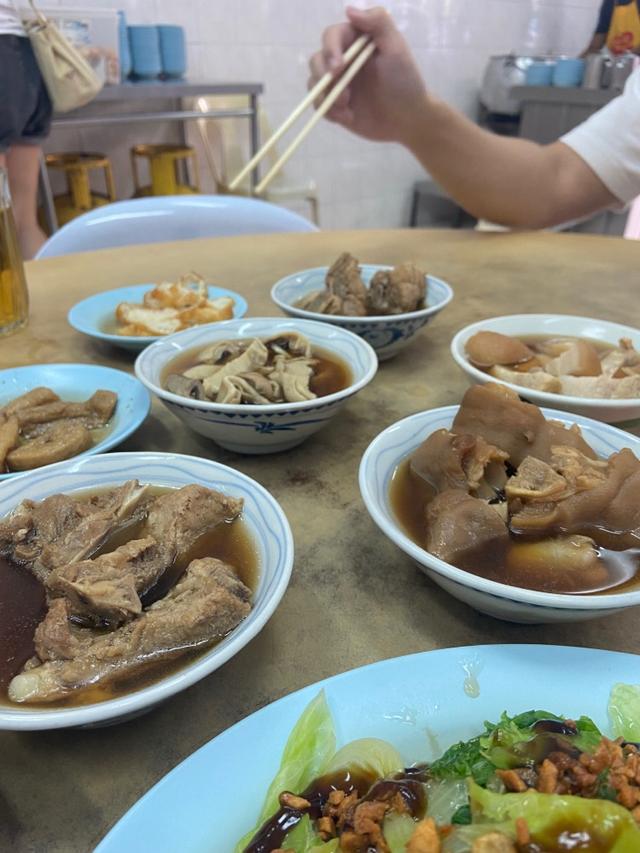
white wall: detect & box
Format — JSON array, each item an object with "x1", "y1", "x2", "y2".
[{"x1": 44, "y1": 0, "x2": 602, "y2": 229}]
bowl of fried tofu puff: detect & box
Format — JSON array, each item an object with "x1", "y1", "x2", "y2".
[
  {"x1": 134, "y1": 317, "x2": 378, "y2": 454},
  {"x1": 0, "y1": 451, "x2": 293, "y2": 729},
  {"x1": 271, "y1": 252, "x2": 453, "y2": 360},
  {"x1": 360, "y1": 382, "x2": 640, "y2": 624},
  {"x1": 68, "y1": 272, "x2": 248, "y2": 352},
  {"x1": 451, "y1": 314, "x2": 640, "y2": 423}
]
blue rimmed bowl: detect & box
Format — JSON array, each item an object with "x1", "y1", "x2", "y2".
[
  {"x1": 135, "y1": 317, "x2": 378, "y2": 454},
  {"x1": 359, "y1": 405, "x2": 640, "y2": 624},
  {"x1": 0, "y1": 451, "x2": 293, "y2": 730},
  {"x1": 0, "y1": 363, "x2": 150, "y2": 480},
  {"x1": 68, "y1": 284, "x2": 248, "y2": 353},
  {"x1": 271, "y1": 265, "x2": 453, "y2": 361}
]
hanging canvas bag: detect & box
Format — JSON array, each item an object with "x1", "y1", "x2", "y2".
[{"x1": 23, "y1": 0, "x2": 103, "y2": 113}]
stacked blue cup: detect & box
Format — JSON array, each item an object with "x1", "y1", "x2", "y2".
[
  {"x1": 552, "y1": 58, "x2": 585, "y2": 87},
  {"x1": 158, "y1": 25, "x2": 186, "y2": 79},
  {"x1": 128, "y1": 25, "x2": 162, "y2": 79}
]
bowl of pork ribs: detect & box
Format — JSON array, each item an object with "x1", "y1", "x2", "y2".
[
  {"x1": 271, "y1": 252, "x2": 453, "y2": 360},
  {"x1": 359, "y1": 382, "x2": 640, "y2": 624},
  {"x1": 0, "y1": 451, "x2": 293, "y2": 729},
  {"x1": 135, "y1": 316, "x2": 378, "y2": 454}
]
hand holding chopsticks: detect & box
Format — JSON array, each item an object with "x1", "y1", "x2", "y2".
[{"x1": 228, "y1": 35, "x2": 375, "y2": 196}]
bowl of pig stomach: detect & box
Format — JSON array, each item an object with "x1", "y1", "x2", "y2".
[
  {"x1": 0, "y1": 451, "x2": 293, "y2": 730},
  {"x1": 134, "y1": 317, "x2": 378, "y2": 454},
  {"x1": 359, "y1": 382, "x2": 640, "y2": 624},
  {"x1": 451, "y1": 314, "x2": 640, "y2": 423},
  {"x1": 270, "y1": 253, "x2": 453, "y2": 361}
]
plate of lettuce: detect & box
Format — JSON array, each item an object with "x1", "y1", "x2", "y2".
[{"x1": 95, "y1": 645, "x2": 640, "y2": 852}]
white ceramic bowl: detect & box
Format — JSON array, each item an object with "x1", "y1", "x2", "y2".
[
  {"x1": 0, "y1": 451, "x2": 293, "y2": 730},
  {"x1": 271, "y1": 265, "x2": 453, "y2": 361},
  {"x1": 359, "y1": 405, "x2": 640, "y2": 624},
  {"x1": 451, "y1": 314, "x2": 640, "y2": 424},
  {"x1": 135, "y1": 317, "x2": 378, "y2": 454}
]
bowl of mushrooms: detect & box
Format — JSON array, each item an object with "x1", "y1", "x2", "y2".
[{"x1": 135, "y1": 317, "x2": 377, "y2": 454}]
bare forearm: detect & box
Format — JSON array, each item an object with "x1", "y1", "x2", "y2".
[{"x1": 404, "y1": 94, "x2": 616, "y2": 228}]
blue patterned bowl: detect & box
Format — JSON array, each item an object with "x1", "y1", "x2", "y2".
[
  {"x1": 271, "y1": 265, "x2": 453, "y2": 361},
  {"x1": 0, "y1": 451, "x2": 293, "y2": 730},
  {"x1": 359, "y1": 406, "x2": 640, "y2": 624},
  {"x1": 135, "y1": 317, "x2": 378, "y2": 454}
]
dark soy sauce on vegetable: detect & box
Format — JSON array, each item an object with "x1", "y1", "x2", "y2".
[
  {"x1": 244, "y1": 765, "x2": 428, "y2": 853},
  {"x1": 389, "y1": 458, "x2": 640, "y2": 595},
  {"x1": 0, "y1": 485, "x2": 258, "y2": 707},
  {"x1": 162, "y1": 342, "x2": 352, "y2": 400}
]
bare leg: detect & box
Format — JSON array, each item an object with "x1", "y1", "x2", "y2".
[{"x1": 6, "y1": 145, "x2": 47, "y2": 260}]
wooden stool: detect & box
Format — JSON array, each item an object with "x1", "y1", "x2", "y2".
[
  {"x1": 130, "y1": 144, "x2": 200, "y2": 196},
  {"x1": 45, "y1": 152, "x2": 116, "y2": 227}
]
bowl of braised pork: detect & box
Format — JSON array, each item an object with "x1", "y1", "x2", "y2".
[
  {"x1": 451, "y1": 314, "x2": 640, "y2": 423},
  {"x1": 0, "y1": 450, "x2": 293, "y2": 730},
  {"x1": 271, "y1": 253, "x2": 453, "y2": 360},
  {"x1": 359, "y1": 382, "x2": 640, "y2": 624},
  {"x1": 134, "y1": 317, "x2": 378, "y2": 454},
  {"x1": 0, "y1": 364, "x2": 150, "y2": 479}
]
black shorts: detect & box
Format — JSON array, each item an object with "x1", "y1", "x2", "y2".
[{"x1": 0, "y1": 35, "x2": 52, "y2": 152}]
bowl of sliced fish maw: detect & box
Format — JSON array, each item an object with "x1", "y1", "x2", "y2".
[
  {"x1": 271, "y1": 253, "x2": 453, "y2": 360},
  {"x1": 0, "y1": 451, "x2": 293, "y2": 729},
  {"x1": 359, "y1": 382, "x2": 640, "y2": 624},
  {"x1": 134, "y1": 317, "x2": 378, "y2": 454},
  {"x1": 451, "y1": 314, "x2": 640, "y2": 423}
]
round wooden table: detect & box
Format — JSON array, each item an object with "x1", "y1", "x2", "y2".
[{"x1": 2, "y1": 229, "x2": 639, "y2": 852}]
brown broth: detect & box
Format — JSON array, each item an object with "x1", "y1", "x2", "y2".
[
  {"x1": 0, "y1": 485, "x2": 258, "y2": 708},
  {"x1": 162, "y1": 341, "x2": 352, "y2": 401},
  {"x1": 389, "y1": 457, "x2": 640, "y2": 595}
]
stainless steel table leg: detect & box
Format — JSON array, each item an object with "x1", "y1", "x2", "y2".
[
  {"x1": 249, "y1": 93, "x2": 260, "y2": 191},
  {"x1": 38, "y1": 152, "x2": 58, "y2": 234}
]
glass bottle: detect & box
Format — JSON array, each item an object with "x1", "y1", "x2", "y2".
[{"x1": 0, "y1": 167, "x2": 29, "y2": 336}]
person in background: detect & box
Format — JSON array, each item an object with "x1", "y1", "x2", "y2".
[
  {"x1": 309, "y1": 6, "x2": 640, "y2": 230},
  {"x1": 581, "y1": 0, "x2": 640, "y2": 56},
  {"x1": 0, "y1": 2, "x2": 51, "y2": 258}
]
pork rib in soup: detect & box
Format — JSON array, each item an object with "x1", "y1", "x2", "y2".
[
  {"x1": 390, "y1": 383, "x2": 640, "y2": 594},
  {"x1": 0, "y1": 481, "x2": 255, "y2": 705}
]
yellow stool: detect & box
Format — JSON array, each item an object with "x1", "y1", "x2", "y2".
[
  {"x1": 130, "y1": 144, "x2": 200, "y2": 196},
  {"x1": 45, "y1": 152, "x2": 116, "y2": 227}
]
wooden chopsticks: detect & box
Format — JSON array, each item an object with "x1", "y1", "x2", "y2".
[{"x1": 228, "y1": 35, "x2": 375, "y2": 196}]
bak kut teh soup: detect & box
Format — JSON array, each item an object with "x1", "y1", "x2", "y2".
[
  {"x1": 389, "y1": 383, "x2": 640, "y2": 595},
  {"x1": 0, "y1": 481, "x2": 257, "y2": 707},
  {"x1": 162, "y1": 331, "x2": 352, "y2": 406}
]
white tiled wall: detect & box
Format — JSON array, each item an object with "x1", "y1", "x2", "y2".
[{"x1": 44, "y1": 0, "x2": 602, "y2": 229}]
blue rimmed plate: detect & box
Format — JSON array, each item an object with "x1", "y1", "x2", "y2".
[
  {"x1": 0, "y1": 363, "x2": 151, "y2": 480},
  {"x1": 68, "y1": 284, "x2": 249, "y2": 352},
  {"x1": 94, "y1": 644, "x2": 640, "y2": 852}
]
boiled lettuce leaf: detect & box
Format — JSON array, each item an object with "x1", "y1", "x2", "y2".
[
  {"x1": 609, "y1": 683, "x2": 640, "y2": 741},
  {"x1": 325, "y1": 737, "x2": 403, "y2": 779},
  {"x1": 430, "y1": 709, "x2": 601, "y2": 787},
  {"x1": 425, "y1": 778, "x2": 469, "y2": 824},
  {"x1": 469, "y1": 780, "x2": 640, "y2": 851},
  {"x1": 235, "y1": 691, "x2": 336, "y2": 853},
  {"x1": 383, "y1": 812, "x2": 417, "y2": 853}
]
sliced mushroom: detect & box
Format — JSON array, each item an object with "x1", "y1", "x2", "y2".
[
  {"x1": 466, "y1": 331, "x2": 534, "y2": 368},
  {"x1": 265, "y1": 332, "x2": 312, "y2": 358},
  {"x1": 7, "y1": 423, "x2": 92, "y2": 471},
  {"x1": 165, "y1": 374, "x2": 205, "y2": 400}
]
